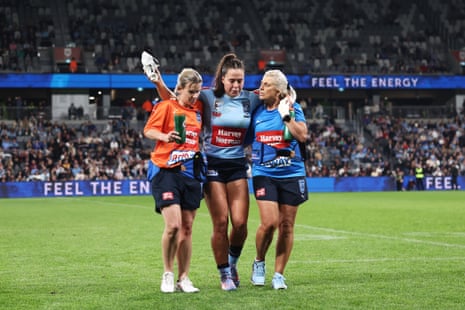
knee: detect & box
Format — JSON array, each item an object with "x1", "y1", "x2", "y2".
[
  {"x1": 165, "y1": 223, "x2": 181, "y2": 238},
  {"x1": 181, "y1": 223, "x2": 193, "y2": 237},
  {"x1": 261, "y1": 221, "x2": 278, "y2": 235},
  {"x1": 279, "y1": 221, "x2": 294, "y2": 236},
  {"x1": 232, "y1": 221, "x2": 247, "y2": 234},
  {"x1": 212, "y1": 217, "x2": 229, "y2": 234}
]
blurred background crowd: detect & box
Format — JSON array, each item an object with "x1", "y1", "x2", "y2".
[
  {"x1": 1, "y1": 0, "x2": 463, "y2": 75},
  {"x1": 1, "y1": 0, "x2": 465, "y2": 188}
]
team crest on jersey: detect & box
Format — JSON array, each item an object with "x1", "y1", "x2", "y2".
[
  {"x1": 241, "y1": 99, "x2": 250, "y2": 118},
  {"x1": 213, "y1": 99, "x2": 222, "y2": 117}
]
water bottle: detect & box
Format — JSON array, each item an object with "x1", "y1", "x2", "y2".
[
  {"x1": 283, "y1": 108, "x2": 295, "y2": 141},
  {"x1": 174, "y1": 112, "x2": 186, "y2": 144}
]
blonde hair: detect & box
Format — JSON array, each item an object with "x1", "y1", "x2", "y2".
[
  {"x1": 263, "y1": 69, "x2": 288, "y2": 99},
  {"x1": 175, "y1": 68, "x2": 203, "y2": 92}
]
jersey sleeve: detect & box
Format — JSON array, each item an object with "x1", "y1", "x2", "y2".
[
  {"x1": 144, "y1": 100, "x2": 170, "y2": 133},
  {"x1": 293, "y1": 102, "x2": 306, "y2": 123}
]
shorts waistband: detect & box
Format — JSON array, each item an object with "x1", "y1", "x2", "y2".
[
  {"x1": 276, "y1": 149, "x2": 295, "y2": 157},
  {"x1": 161, "y1": 165, "x2": 184, "y2": 172}
]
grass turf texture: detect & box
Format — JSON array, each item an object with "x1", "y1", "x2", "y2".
[{"x1": 1, "y1": 191, "x2": 465, "y2": 309}]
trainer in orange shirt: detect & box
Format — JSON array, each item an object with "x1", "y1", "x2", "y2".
[{"x1": 143, "y1": 68, "x2": 204, "y2": 294}]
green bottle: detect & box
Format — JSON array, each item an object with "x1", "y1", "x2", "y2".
[
  {"x1": 174, "y1": 112, "x2": 186, "y2": 144},
  {"x1": 283, "y1": 109, "x2": 295, "y2": 141}
]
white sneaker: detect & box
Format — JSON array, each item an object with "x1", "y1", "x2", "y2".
[
  {"x1": 160, "y1": 271, "x2": 175, "y2": 293},
  {"x1": 251, "y1": 260, "x2": 265, "y2": 286},
  {"x1": 176, "y1": 277, "x2": 200, "y2": 293},
  {"x1": 271, "y1": 272, "x2": 288, "y2": 290},
  {"x1": 141, "y1": 51, "x2": 160, "y2": 82}
]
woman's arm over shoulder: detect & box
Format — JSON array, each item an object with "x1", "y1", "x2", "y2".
[{"x1": 152, "y1": 72, "x2": 176, "y2": 100}]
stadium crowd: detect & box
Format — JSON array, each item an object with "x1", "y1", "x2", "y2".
[
  {"x1": 0, "y1": 0, "x2": 461, "y2": 75},
  {"x1": 1, "y1": 109, "x2": 464, "y2": 184},
  {"x1": 1, "y1": 0, "x2": 465, "y2": 186},
  {"x1": 0, "y1": 116, "x2": 149, "y2": 182}
]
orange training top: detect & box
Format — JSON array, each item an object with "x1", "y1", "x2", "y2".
[{"x1": 143, "y1": 98, "x2": 203, "y2": 168}]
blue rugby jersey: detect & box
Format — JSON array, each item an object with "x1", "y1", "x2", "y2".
[
  {"x1": 200, "y1": 89, "x2": 261, "y2": 159},
  {"x1": 250, "y1": 102, "x2": 307, "y2": 178}
]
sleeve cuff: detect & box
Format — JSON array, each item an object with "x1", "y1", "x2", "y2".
[{"x1": 282, "y1": 115, "x2": 291, "y2": 123}]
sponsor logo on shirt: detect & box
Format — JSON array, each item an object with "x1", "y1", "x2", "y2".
[
  {"x1": 211, "y1": 126, "x2": 246, "y2": 147},
  {"x1": 262, "y1": 156, "x2": 292, "y2": 168},
  {"x1": 168, "y1": 150, "x2": 196, "y2": 165},
  {"x1": 256, "y1": 130, "x2": 288, "y2": 149}
]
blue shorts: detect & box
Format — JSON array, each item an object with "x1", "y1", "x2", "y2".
[
  {"x1": 206, "y1": 156, "x2": 248, "y2": 183},
  {"x1": 151, "y1": 168, "x2": 202, "y2": 214},
  {"x1": 252, "y1": 175, "x2": 308, "y2": 206}
]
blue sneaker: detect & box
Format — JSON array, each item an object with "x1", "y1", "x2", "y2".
[
  {"x1": 221, "y1": 274, "x2": 237, "y2": 291},
  {"x1": 230, "y1": 264, "x2": 240, "y2": 287},
  {"x1": 228, "y1": 254, "x2": 240, "y2": 287},
  {"x1": 271, "y1": 272, "x2": 287, "y2": 290},
  {"x1": 251, "y1": 260, "x2": 265, "y2": 286}
]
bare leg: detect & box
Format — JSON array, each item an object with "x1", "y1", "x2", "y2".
[
  {"x1": 227, "y1": 179, "x2": 249, "y2": 251},
  {"x1": 275, "y1": 204, "x2": 298, "y2": 275},
  {"x1": 204, "y1": 182, "x2": 230, "y2": 266},
  {"x1": 160, "y1": 204, "x2": 182, "y2": 272},
  {"x1": 177, "y1": 209, "x2": 196, "y2": 280},
  {"x1": 255, "y1": 200, "x2": 279, "y2": 261}
]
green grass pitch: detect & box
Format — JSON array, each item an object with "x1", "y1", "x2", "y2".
[{"x1": 1, "y1": 191, "x2": 465, "y2": 309}]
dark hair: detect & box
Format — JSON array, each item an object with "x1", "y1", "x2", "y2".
[{"x1": 212, "y1": 53, "x2": 245, "y2": 98}]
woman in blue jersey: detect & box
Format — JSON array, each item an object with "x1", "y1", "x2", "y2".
[
  {"x1": 249, "y1": 69, "x2": 308, "y2": 290},
  {"x1": 144, "y1": 53, "x2": 261, "y2": 291}
]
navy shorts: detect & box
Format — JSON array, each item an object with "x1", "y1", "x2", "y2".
[
  {"x1": 206, "y1": 156, "x2": 248, "y2": 183},
  {"x1": 252, "y1": 175, "x2": 308, "y2": 206},
  {"x1": 151, "y1": 168, "x2": 202, "y2": 214}
]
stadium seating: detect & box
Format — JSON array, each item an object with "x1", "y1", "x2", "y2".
[{"x1": 0, "y1": 0, "x2": 457, "y2": 74}]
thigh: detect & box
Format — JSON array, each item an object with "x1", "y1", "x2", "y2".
[
  {"x1": 204, "y1": 181, "x2": 230, "y2": 221},
  {"x1": 181, "y1": 209, "x2": 196, "y2": 232},
  {"x1": 257, "y1": 199, "x2": 280, "y2": 227},
  {"x1": 227, "y1": 178, "x2": 250, "y2": 225},
  {"x1": 278, "y1": 204, "x2": 298, "y2": 228}
]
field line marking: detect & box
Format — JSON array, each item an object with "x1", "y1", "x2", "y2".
[
  {"x1": 58, "y1": 198, "x2": 465, "y2": 249},
  {"x1": 294, "y1": 224, "x2": 465, "y2": 249},
  {"x1": 291, "y1": 256, "x2": 465, "y2": 264},
  {"x1": 62, "y1": 197, "x2": 150, "y2": 210}
]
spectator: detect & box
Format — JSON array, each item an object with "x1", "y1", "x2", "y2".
[
  {"x1": 142, "y1": 98, "x2": 154, "y2": 119},
  {"x1": 68, "y1": 103, "x2": 77, "y2": 120},
  {"x1": 450, "y1": 162, "x2": 459, "y2": 190},
  {"x1": 69, "y1": 57, "x2": 78, "y2": 73}
]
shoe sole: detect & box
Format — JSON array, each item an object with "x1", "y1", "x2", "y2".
[
  {"x1": 160, "y1": 289, "x2": 175, "y2": 293},
  {"x1": 178, "y1": 289, "x2": 199, "y2": 293},
  {"x1": 272, "y1": 286, "x2": 287, "y2": 290},
  {"x1": 251, "y1": 280, "x2": 265, "y2": 286},
  {"x1": 221, "y1": 281, "x2": 237, "y2": 291},
  {"x1": 176, "y1": 285, "x2": 200, "y2": 293}
]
